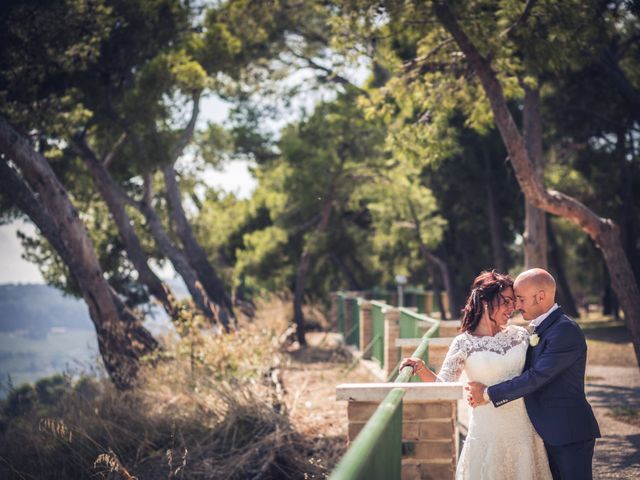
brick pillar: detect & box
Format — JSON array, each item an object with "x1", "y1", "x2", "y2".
[
  {"x1": 345, "y1": 399, "x2": 458, "y2": 480},
  {"x1": 383, "y1": 307, "x2": 400, "y2": 378},
  {"x1": 358, "y1": 299, "x2": 373, "y2": 359},
  {"x1": 428, "y1": 343, "x2": 451, "y2": 372},
  {"x1": 401, "y1": 401, "x2": 457, "y2": 480}
]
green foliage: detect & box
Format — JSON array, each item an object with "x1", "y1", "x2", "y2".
[{"x1": 3, "y1": 0, "x2": 639, "y2": 318}]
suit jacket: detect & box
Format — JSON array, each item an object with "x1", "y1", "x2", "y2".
[{"x1": 487, "y1": 307, "x2": 601, "y2": 446}]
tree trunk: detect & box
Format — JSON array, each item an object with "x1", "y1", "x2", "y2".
[
  {"x1": 75, "y1": 138, "x2": 179, "y2": 319},
  {"x1": 547, "y1": 218, "x2": 579, "y2": 317},
  {"x1": 407, "y1": 198, "x2": 459, "y2": 318},
  {"x1": 620, "y1": 129, "x2": 639, "y2": 284},
  {"x1": 163, "y1": 164, "x2": 235, "y2": 330},
  {"x1": 293, "y1": 186, "x2": 336, "y2": 346},
  {"x1": 599, "y1": 47, "x2": 640, "y2": 122},
  {"x1": 482, "y1": 147, "x2": 507, "y2": 272},
  {"x1": 424, "y1": 260, "x2": 443, "y2": 316},
  {"x1": 523, "y1": 86, "x2": 548, "y2": 269},
  {"x1": 136, "y1": 174, "x2": 224, "y2": 330},
  {"x1": 99, "y1": 165, "x2": 222, "y2": 329},
  {"x1": 0, "y1": 116, "x2": 157, "y2": 389},
  {"x1": 435, "y1": 2, "x2": 640, "y2": 366},
  {"x1": 602, "y1": 278, "x2": 620, "y2": 320},
  {"x1": 293, "y1": 250, "x2": 311, "y2": 347},
  {"x1": 422, "y1": 246, "x2": 461, "y2": 319}
]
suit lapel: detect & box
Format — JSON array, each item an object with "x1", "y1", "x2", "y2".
[
  {"x1": 528, "y1": 308, "x2": 564, "y2": 364},
  {"x1": 525, "y1": 342, "x2": 533, "y2": 369},
  {"x1": 534, "y1": 307, "x2": 564, "y2": 337}
]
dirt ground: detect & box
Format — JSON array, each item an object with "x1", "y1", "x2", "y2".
[
  {"x1": 584, "y1": 325, "x2": 640, "y2": 479},
  {"x1": 280, "y1": 323, "x2": 639, "y2": 478},
  {"x1": 279, "y1": 331, "x2": 375, "y2": 474}
]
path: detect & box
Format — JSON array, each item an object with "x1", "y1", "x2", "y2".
[
  {"x1": 587, "y1": 365, "x2": 640, "y2": 479},
  {"x1": 280, "y1": 331, "x2": 376, "y2": 474}
]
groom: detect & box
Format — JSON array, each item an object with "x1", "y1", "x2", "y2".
[{"x1": 466, "y1": 268, "x2": 600, "y2": 479}]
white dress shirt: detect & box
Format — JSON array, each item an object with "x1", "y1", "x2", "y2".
[{"x1": 528, "y1": 303, "x2": 559, "y2": 331}]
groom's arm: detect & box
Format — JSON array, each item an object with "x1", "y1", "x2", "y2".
[{"x1": 487, "y1": 321, "x2": 585, "y2": 407}]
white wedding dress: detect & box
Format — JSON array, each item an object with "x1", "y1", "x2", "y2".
[{"x1": 436, "y1": 326, "x2": 552, "y2": 480}]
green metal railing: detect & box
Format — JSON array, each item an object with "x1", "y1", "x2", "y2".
[
  {"x1": 337, "y1": 293, "x2": 345, "y2": 335},
  {"x1": 345, "y1": 297, "x2": 360, "y2": 346},
  {"x1": 370, "y1": 301, "x2": 385, "y2": 368},
  {"x1": 394, "y1": 316, "x2": 440, "y2": 383},
  {"x1": 330, "y1": 388, "x2": 404, "y2": 480},
  {"x1": 330, "y1": 302, "x2": 441, "y2": 480}
]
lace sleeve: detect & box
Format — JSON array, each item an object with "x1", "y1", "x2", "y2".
[{"x1": 436, "y1": 335, "x2": 468, "y2": 382}]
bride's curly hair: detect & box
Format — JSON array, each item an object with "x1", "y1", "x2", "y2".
[{"x1": 460, "y1": 270, "x2": 514, "y2": 333}]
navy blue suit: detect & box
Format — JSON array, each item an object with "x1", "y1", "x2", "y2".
[{"x1": 488, "y1": 308, "x2": 600, "y2": 479}]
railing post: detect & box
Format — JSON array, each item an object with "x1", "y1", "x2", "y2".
[
  {"x1": 359, "y1": 299, "x2": 373, "y2": 359},
  {"x1": 337, "y1": 383, "x2": 461, "y2": 480},
  {"x1": 330, "y1": 292, "x2": 340, "y2": 327},
  {"x1": 383, "y1": 307, "x2": 400, "y2": 378}
]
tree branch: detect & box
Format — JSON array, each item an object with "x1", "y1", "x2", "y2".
[
  {"x1": 433, "y1": 1, "x2": 607, "y2": 234},
  {"x1": 102, "y1": 133, "x2": 127, "y2": 169},
  {"x1": 288, "y1": 49, "x2": 370, "y2": 97},
  {"x1": 142, "y1": 173, "x2": 153, "y2": 207},
  {"x1": 500, "y1": 0, "x2": 538, "y2": 38},
  {"x1": 71, "y1": 135, "x2": 142, "y2": 211},
  {"x1": 402, "y1": 38, "x2": 454, "y2": 76},
  {"x1": 171, "y1": 91, "x2": 201, "y2": 162}
]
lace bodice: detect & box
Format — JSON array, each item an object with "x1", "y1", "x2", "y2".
[{"x1": 436, "y1": 326, "x2": 529, "y2": 385}]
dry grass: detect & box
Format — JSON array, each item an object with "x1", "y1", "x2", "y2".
[{"x1": 0, "y1": 296, "x2": 333, "y2": 480}]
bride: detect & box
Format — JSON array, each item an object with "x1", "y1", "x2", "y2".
[{"x1": 400, "y1": 270, "x2": 552, "y2": 480}]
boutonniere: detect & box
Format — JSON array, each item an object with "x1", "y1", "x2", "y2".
[{"x1": 529, "y1": 333, "x2": 540, "y2": 347}]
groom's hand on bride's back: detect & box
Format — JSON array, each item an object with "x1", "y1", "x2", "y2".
[{"x1": 465, "y1": 381, "x2": 489, "y2": 408}]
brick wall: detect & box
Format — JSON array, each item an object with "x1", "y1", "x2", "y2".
[{"x1": 347, "y1": 400, "x2": 458, "y2": 480}]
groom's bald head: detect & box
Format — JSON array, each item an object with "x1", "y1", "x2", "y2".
[{"x1": 514, "y1": 268, "x2": 557, "y2": 320}]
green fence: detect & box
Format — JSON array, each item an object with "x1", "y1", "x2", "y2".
[
  {"x1": 337, "y1": 293, "x2": 345, "y2": 335},
  {"x1": 329, "y1": 388, "x2": 404, "y2": 480},
  {"x1": 345, "y1": 297, "x2": 360, "y2": 346},
  {"x1": 330, "y1": 308, "x2": 441, "y2": 480},
  {"x1": 370, "y1": 301, "x2": 385, "y2": 368}
]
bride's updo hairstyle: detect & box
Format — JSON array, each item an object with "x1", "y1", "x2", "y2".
[{"x1": 460, "y1": 270, "x2": 513, "y2": 333}]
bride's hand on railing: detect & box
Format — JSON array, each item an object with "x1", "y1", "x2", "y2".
[{"x1": 400, "y1": 357, "x2": 437, "y2": 382}]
